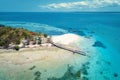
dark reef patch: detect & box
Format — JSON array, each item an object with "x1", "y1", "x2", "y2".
[
  {"x1": 92, "y1": 41, "x2": 106, "y2": 49},
  {"x1": 78, "y1": 30, "x2": 86, "y2": 36},
  {"x1": 34, "y1": 71, "x2": 41, "y2": 76},
  {"x1": 34, "y1": 71, "x2": 41, "y2": 80},
  {"x1": 100, "y1": 71, "x2": 103, "y2": 75},
  {"x1": 69, "y1": 29, "x2": 86, "y2": 36},
  {"x1": 84, "y1": 36, "x2": 92, "y2": 39},
  {"x1": 114, "y1": 73, "x2": 118, "y2": 77},
  {"x1": 81, "y1": 76, "x2": 89, "y2": 80},
  {"x1": 105, "y1": 61, "x2": 111, "y2": 65},
  {"x1": 47, "y1": 65, "x2": 87, "y2": 80},
  {"x1": 90, "y1": 31, "x2": 95, "y2": 34},
  {"x1": 34, "y1": 76, "x2": 41, "y2": 80},
  {"x1": 85, "y1": 62, "x2": 90, "y2": 65},
  {"x1": 96, "y1": 61, "x2": 101, "y2": 65},
  {"x1": 29, "y1": 65, "x2": 36, "y2": 70},
  {"x1": 82, "y1": 62, "x2": 90, "y2": 70},
  {"x1": 81, "y1": 64, "x2": 88, "y2": 75}
]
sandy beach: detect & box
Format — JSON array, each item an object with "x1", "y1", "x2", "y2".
[
  {"x1": 51, "y1": 33, "x2": 83, "y2": 45},
  {"x1": 0, "y1": 33, "x2": 90, "y2": 80},
  {"x1": 0, "y1": 47, "x2": 88, "y2": 80}
]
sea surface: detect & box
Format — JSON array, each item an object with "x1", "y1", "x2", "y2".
[{"x1": 0, "y1": 12, "x2": 120, "y2": 80}]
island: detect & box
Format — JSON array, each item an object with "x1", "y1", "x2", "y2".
[
  {"x1": 0, "y1": 24, "x2": 89, "y2": 80},
  {"x1": 0, "y1": 24, "x2": 50, "y2": 50}
]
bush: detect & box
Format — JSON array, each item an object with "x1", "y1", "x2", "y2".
[
  {"x1": 0, "y1": 40, "x2": 5, "y2": 46},
  {"x1": 14, "y1": 46, "x2": 20, "y2": 51},
  {"x1": 43, "y1": 34, "x2": 48, "y2": 38}
]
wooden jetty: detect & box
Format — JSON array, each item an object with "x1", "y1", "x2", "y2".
[{"x1": 50, "y1": 41, "x2": 89, "y2": 57}]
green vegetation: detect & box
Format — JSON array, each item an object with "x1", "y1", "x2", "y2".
[
  {"x1": 0, "y1": 24, "x2": 47, "y2": 48},
  {"x1": 43, "y1": 33, "x2": 48, "y2": 38},
  {"x1": 14, "y1": 46, "x2": 20, "y2": 51}
]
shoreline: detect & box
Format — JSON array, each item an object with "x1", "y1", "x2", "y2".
[
  {"x1": 0, "y1": 33, "x2": 90, "y2": 80},
  {"x1": 0, "y1": 33, "x2": 83, "y2": 53},
  {"x1": 0, "y1": 43, "x2": 88, "y2": 80}
]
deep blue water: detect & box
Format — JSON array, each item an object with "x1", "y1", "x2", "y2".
[
  {"x1": 0, "y1": 12, "x2": 120, "y2": 28},
  {"x1": 0, "y1": 12, "x2": 120, "y2": 80},
  {"x1": 0, "y1": 12, "x2": 120, "y2": 35}
]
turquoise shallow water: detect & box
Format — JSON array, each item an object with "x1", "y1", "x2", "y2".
[{"x1": 0, "y1": 12, "x2": 120, "y2": 80}]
